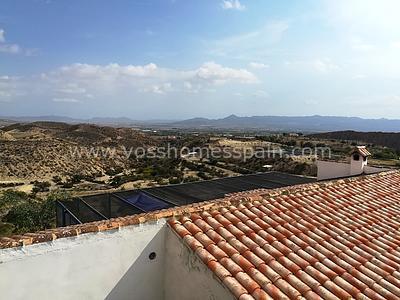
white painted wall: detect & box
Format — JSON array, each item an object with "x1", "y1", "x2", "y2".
[
  {"x1": 0, "y1": 221, "x2": 167, "y2": 300},
  {"x1": 0, "y1": 221, "x2": 236, "y2": 300},
  {"x1": 318, "y1": 158, "x2": 390, "y2": 181},
  {"x1": 164, "y1": 229, "x2": 235, "y2": 300},
  {"x1": 317, "y1": 160, "x2": 350, "y2": 180}
]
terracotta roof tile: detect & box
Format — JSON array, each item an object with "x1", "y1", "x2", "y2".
[
  {"x1": 206, "y1": 243, "x2": 229, "y2": 260},
  {"x1": 223, "y1": 276, "x2": 248, "y2": 298},
  {"x1": 183, "y1": 234, "x2": 203, "y2": 251},
  {"x1": 238, "y1": 293, "x2": 255, "y2": 300},
  {"x1": 351, "y1": 146, "x2": 372, "y2": 157},
  {"x1": 220, "y1": 257, "x2": 244, "y2": 276},
  {"x1": 169, "y1": 171, "x2": 400, "y2": 299},
  {"x1": 262, "y1": 282, "x2": 291, "y2": 300},
  {"x1": 252, "y1": 288, "x2": 274, "y2": 300},
  {"x1": 208, "y1": 260, "x2": 231, "y2": 280},
  {"x1": 194, "y1": 232, "x2": 215, "y2": 248},
  {"x1": 258, "y1": 263, "x2": 282, "y2": 283},
  {"x1": 195, "y1": 247, "x2": 217, "y2": 265},
  {"x1": 236, "y1": 271, "x2": 261, "y2": 293},
  {"x1": 205, "y1": 228, "x2": 226, "y2": 243}
]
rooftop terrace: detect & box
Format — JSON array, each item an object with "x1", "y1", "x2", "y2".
[{"x1": 1, "y1": 171, "x2": 400, "y2": 300}]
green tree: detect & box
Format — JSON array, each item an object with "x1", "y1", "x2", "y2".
[
  {"x1": 0, "y1": 190, "x2": 71, "y2": 236},
  {"x1": 0, "y1": 190, "x2": 28, "y2": 219},
  {"x1": 0, "y1": 190, "x2": 30, "y2": 236}
]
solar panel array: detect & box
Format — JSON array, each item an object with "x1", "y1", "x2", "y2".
[{"x1": 56, "y1": 172, "x2": 316, "y2": 227}]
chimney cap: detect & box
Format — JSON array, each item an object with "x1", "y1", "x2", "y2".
[{"x1": 350, "y1": 146, "x2": 371, "y2": 157}]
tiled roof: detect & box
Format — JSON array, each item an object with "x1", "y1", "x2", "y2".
[
  {"x1": 169, "y1": 170, "x2": 400, "y2": 300},
  {"x1": 351, "y1": 146, "x2": 372, "y2": 157}
]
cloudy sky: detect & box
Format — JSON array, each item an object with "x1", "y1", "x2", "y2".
[{"x1": 1, "y1": 0, "x2": 400, "y2": 119}]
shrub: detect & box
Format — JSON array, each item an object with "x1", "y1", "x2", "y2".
[
  {"x1": 31, "y1": 181, "x2": 51, "y2": 194},
  {"x1": 52, "y1": 176, "x2": 62, "y2": 184},
  {"x1": 0, "y1": 190, "x2": 70, "y2": 236},
  {"x1": 0, "y1": 190, "x2": 28, "y2": 218},
  {"x1": 0, "y1": 222, "x2": 14, "y2": 237}
]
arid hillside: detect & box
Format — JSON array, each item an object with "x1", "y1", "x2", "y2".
[{"x1": 0, "y1": 122, "x2": 155, "y2": 180}]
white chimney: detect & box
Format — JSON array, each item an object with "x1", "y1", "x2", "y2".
[{"x1": 350, "y1": 146, "x2": 371, "y2": 176}]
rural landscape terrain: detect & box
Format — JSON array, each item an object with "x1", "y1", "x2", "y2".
[
  {"x1": 1, "y1": 115, "x2": 400, "y2": 236},
  {"x1": 1, "y1": 116, "x2": 400, "y2": 194}
]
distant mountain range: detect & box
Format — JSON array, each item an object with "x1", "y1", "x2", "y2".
[
  {"x1": 2, "y1": 114, "x2": 400, "y2": 132},
  {"x1": 0, "y1": 116, "x2": 176, "y2": 127},
  {"x1": 171, "y1": 115, "x2": 400, "y2": 132}
]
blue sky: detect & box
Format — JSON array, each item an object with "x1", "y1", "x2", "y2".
[{"x1": 1, "y1": 0, "x2": 400, "y2": 119}]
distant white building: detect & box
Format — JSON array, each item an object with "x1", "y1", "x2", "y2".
[{"x1": 317, "y1": 146, "x2": 390, "y2": 180}]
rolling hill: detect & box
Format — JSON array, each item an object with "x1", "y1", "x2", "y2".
[
  {"x1": 309, "y1": 131, "x2": 400, "y2": 151},
  {"x1": 0, "y1": 122, "x2": 155, "y2": 179}
]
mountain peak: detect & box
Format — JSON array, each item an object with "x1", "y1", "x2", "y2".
[{"x1": 224, "y1": 114, "x2": 240, "y2": 120}]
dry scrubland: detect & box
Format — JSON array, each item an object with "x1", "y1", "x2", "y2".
[{"x1": 0, "y1": 122, "x2": 154, "y2": 181}]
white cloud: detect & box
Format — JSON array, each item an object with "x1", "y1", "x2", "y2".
[
  {"x1": 56, "y1": 83, "x2": 86, "y2": 94},
  {"x1": 52, "y1": 97, "x2": 80, "y2": 103},
  {"x1": 285, "y1": 59, "x2": 340, "y2": 74},
  {"x1": 142, "y1": 83, "x2": 172, "y2": 95},
  {"x1": 209, "y1": 20, "x2": 289, "y2": 59},
  {"x1": 221, "y1": 0, "x2": 245, "y2": 11},
  {"x1": 184, "y1": 82, "x2": 192, "y2": 89},
  {"x1": 312, "y1": 59, "x2": 340, "y2": 73},
  {"x1": 217, "y1": 21, "x2": 289, "y2": 47},
  {"x1": 0, "y1": 44, "x2": 21, "y2": 54},
  {"x1": 55, "y1": 63, "x2": 158, "y2": 80},
  {"x1": 0, "y1": 28, "x2": 27, "y2": 55},
  {"x1": 249, "y1": 62, "x2": 269, "y2": 69},
  {"x1": 0, "y1": 29, "x2": 4, "y2": 43},
  {"x1": 48, "y1": 62, "x2": 257, "y2": 88},
  {"x1": 183, "y1": 81, "x2": 200, "y2": 94},
  {"x1": 3, "y1": 62, "x2": 258, "y2": 103},
  {"x1": 195, "y1": 62, "x2": 258, "y2": 84}
]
